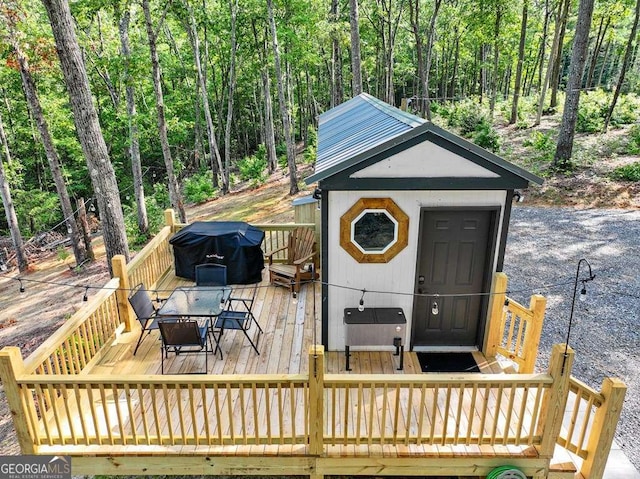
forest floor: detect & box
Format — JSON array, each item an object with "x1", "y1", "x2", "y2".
[{"x1": 0, "y1": 115, "x2": 638, "y2": 459}]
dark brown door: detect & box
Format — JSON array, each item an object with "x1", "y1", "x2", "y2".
[{"x1": 412, "y1": 209, "x2": 493, "y2": 347}]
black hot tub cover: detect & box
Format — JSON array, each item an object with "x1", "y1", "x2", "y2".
[{"x1": 169, "y1": 221, "x2": 265, "y2": 284}]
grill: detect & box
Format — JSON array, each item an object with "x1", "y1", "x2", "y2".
[{"x1": 343, "y1": 307, "x2": 406, "y2": 370}]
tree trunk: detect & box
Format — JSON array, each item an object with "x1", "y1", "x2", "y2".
[
  {"x1": 117, "y1": 2, "x2": 149, "y2": 236},
  {"x1": 252, "y1": 20, "x2": 277, "y2": 173},
  {"x1": 330, "y1": 0, "x2": 343, "y2": 107},
  {"x1": 0, "y1": 113, "x2": 28, "y2": 272},
  {"x1": 489, "y1": 4, "x2": 503, "y2": 116},
  {"x1": 77, "y1": 197, "x2": 95, "y2": 261},
  {"x1": 554, "y1": 0, "x2": 596, "y2": 168},
  {"x1": 604, "y1": 0, "x2": 640, "y2": 130},
  {"x1": 142, "y1": 0, "x2": 187, "y2": 221},
  {"x1": 550, "y1": 0, "x2": 571, "y2": 109},
  {"x1": 423, "y1": 0, "x2": 442, "y2": 119},
  {"x1": 41, "y1": 0, "x2": 130, "y2": 267},
  {"x1": 408, "y1": 0, "x2": 424, "y2": 114},
  {"x1": 535, "y1": 0, "x2": 564, "y2": 125},
  {"x1": 224, "y1": 0, "x2": 239, "y2": 188},
  {"x1": 510, "y1": 0, "x2": 528, "y2": 124},
  {"x1": 585, "y1": 16, "x2": 609, "y2": 88},
  {"x1": 349, "y1": 0, "x2": 363, "y2": 96},
  {"x1": 184, "y1": 0, "x2": 227, "y2": 193},
  {"x1": 267, "y1": 0, "x2": 298, "y2": 195}
]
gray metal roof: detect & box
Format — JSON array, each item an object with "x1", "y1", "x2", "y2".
[
  {"x1": 305, "y1": 93, "x2": 543, "y2": 187},
  {"x1": 308, "y1": 93, "x2": 426, "y2": 184}
]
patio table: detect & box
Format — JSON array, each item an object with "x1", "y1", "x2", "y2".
[{"x1": 157, "y1": 286, "x2": 232, "y2": 357}]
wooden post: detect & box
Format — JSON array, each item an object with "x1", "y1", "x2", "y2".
[
  {"x1": 0, "y1": 347, "x2": 37, "y2": 453},
  {"x1": 483, "y1": 272, "x2": 508, "y2": 357},
  {"x1": 521, "y1": 294, "x2": 547, "y2": 374},
  {"x1": 164, "y1": 208, "x2": 176, "y2": 230},
  {"x1": 537, "y1": 343, "x2": 574, "y2": 457},
  {"x1": 580, "y1": 377, "x2": 627, "y2": 479},
  {"x1": 308, "y1": 345, "x2": 325, "y2": 456},
  {"x1": 77, "y1": 197, "x2": 95, "y2": 261},
  {"x1": 111, "y1": 254, "x2": 134, "y2": 332}
]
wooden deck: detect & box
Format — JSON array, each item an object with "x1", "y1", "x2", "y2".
[
  {"x1": 89, "y1": 268, "x2": 500, "y2": 378},
  {"x1": 0, "y1": 218, "x2": 625, "y2": 478}
]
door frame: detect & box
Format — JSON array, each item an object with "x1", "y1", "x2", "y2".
[{"x1": 410, "y1": 206, "x2": 501, "y2": 350}]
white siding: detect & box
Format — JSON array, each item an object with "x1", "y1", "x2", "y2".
[
  {"x1": 327, "y1": 190, "x2": 507, "y2": 351},
  {"x1": 351, "y1": 140, "x2": 500, "y2": 178}
]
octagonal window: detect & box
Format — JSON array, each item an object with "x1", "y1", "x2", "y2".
[
  {"x1": 340, "y1": 198, "x2": 409, "y2": 263},
  {"x1": 352, "y1": 209, "x2": 398, "y2": 253}
]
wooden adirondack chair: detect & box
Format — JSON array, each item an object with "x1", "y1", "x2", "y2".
[{"x1": 267, "y1": 227, "x2": 318, "y2": 292}]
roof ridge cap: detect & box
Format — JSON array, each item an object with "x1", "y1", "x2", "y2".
[{"x1": 359, "y1": 93, "x2": 426, "y2": 128}]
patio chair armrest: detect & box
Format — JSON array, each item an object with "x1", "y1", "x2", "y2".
[
  {"x1": 266, "y1": 245, "x2": 288, "y2": 264},
  {"x1": 293, "y1": 251, "x2": 316, "y2": 267}
]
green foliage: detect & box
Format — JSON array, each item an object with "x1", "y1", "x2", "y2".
[
  {"x1": 56, "y1": 246, "x2": 70, "y2": 263},
  {"x1": 183, "y1": 171, "x2": 217, "y2": 204},
  {"x1": 443, "y1": 99, "x2": 489, "y2": 137},
  {"x1": 12, "y1": 190, "x2": 62, "y2": 236},
  {"x1": 627, "y1": 125, "x2": 640, "y2": 155},
  {"x1": 522, "y1": 131, "x2": 556, "y2": 165},
  {"x1": 577, "y1": 90, "x2": 609, "y2": 133},
  {"x1": 124, "y1": 195, "x2": 166, "y2": 249},
  {"x1": 276, "y1": 142, "x2": 288, "y2": 170},
  {"x1": 151, "y1": 183, "x2": 171, "y2": 210},
  {"x1": 304, "y1": 126, "x2": 318, "y2": 164},
  {"x1": 471, "y1": 121, "x2": 500, "y2": 152},
  {"x1": 237, "y1": 155, "x2": 267, "y2": 186},
  {"x1": 611, "y1": 162, "x2": 640, "y2": 182}
]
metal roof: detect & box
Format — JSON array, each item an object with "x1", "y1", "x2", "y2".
[
  {"x1": 308, "y1": 93, "x2": 426, "y2": 184},
  {"x1": 305, "y1": 93, "x2": 543, "y2": 187}
]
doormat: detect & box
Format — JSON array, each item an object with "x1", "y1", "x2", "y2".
[{"x1": 417, "y1": 352, "x2": 480, "y2": 373}]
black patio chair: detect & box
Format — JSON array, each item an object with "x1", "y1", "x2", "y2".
[
  {"x1": 195, "y1": 264, "x2": 228, "y2": 286},
  {"x1": 128, "y1": 283, "x2": 163, "y2": 355},
  {"x1": 213, "y1": 285, "x2": 263, "y2": 355},
  {"x1": 157, "y1": 318, "x2": 214, "y2": 374}
]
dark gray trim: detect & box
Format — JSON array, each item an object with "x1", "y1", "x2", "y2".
[
  {"x1": 308, "y1": 122, "x2": 543, "y2": 187},
  {"x1": 321, "y1": 189, "x2": 329, "y2": 348},
  {"x1": 498, "y1": 191, "x2": 514, "y2": 272},
  {"x1": 320, "y1": 176, "x2": 531, "y2": 191}
]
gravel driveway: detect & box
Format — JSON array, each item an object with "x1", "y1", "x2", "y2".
[{"x1": 504, "y1": 205, "x2": 640, "y2": 469}]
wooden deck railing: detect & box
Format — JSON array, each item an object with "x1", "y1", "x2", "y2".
[
  {"x1": 0, "y1": 345, "x2": 569, "y2": 457},
  {"x1": 21, "y1": 278, "x2": 123, "y2": 377},
  {"x1": 485, "y1": 272, "x2": 546, "y2": 373}
]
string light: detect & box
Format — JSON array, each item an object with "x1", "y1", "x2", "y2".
[
  {"x1": 503, "y1": 298, "x2": 510, "y2": 312},
  {"x1": 19, "y1": 279, "x2": 25, "y2": 293},
  {"x1": 83, "y1": 286, "x2": 89, "y2": 301},
  {"x1": 358, "y1": 289, "x2": 366, "y2": 312}
]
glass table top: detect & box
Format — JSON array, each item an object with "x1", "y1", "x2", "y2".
[{"x1": 157, "y1": 286, "x2": 232, "y2": 317}]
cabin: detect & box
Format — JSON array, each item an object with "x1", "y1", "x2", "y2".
[
  {"x1": 306, "y1": 93, "x2": 542, "y2": 354},
  {"x1": 0, "y1": 94, "x2": 629, "y2": 479}
]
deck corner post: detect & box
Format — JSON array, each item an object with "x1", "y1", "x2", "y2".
[
  {"x1": 537, "y1": 343, "x2": 574, "y2": 457},
  {"x1": 308, "y1": 345, "x2": 325, "y2": 456},
  {"x1": 483, "y1": 272, "x2": 508, "y2": 357},
  {"x1": 521, "y1": 294, "x2": 547, "y2": 374},
  {"x1": 0, "y1": 347, "x2": 36, "y2": 454},
  {"x1": 164, "y1": 209, "x2": 176, "y2": 229},
  {"x1": 111, "y1": 254, "x2": 134, "y2": 332},
  {"x1": 580, "y1": 377, "x2": 627, "y2": 479}
]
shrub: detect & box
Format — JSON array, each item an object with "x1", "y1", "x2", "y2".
[
  {"x1": 124, "y1": 195, "x2": 165, "y2": 249},
  {"x1": 183, "y1": 171, "x2": 217, "y2": 204},
  {"x1": 237, "y1": 154, "x2": 267, "y2": 186},
  {"x1": 576, "y1": 89, "x2": 609, "y2": 133},
  {"x1": 12, "y1": 189, "x2": 61, "y2": 236},
  {"x1": 471, "y1": 120, "x2": 500, "y2": 152},
  {"x1": 446, "y1": 100, "x2": 489, "y2": 137},
  {"x1": 611, "y1": 162, "x2": 640, "y2": 182},
  {"x1": 626, "y1": 124, "x2": 640, "y2": 155}
]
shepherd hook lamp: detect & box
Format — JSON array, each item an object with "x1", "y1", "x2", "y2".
[{"x1": 562, "y1": 258, "x2": 596, "y2": 374}]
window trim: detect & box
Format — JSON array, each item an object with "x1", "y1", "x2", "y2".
[{"x1": 340, "y1": 198, "x2": 409, "y2": 263}]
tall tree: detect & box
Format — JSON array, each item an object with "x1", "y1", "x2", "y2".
[
  {"x1": 603, "y1": 0, "x2": 640, "y2": 130},
  {"x1": 330, "y1": 0, "x2": 344, "y2": 107},
  {"x1": 183, "y1": 0, "x2": 227, "y2": 193},
  {"x1": 2, "y1": 4, "x2": 88, "y2": 266},
  {"x1": 223, "y1": 0, "x2": 239, "y2": 190},
  {"x1": 267, "y1": 0, "x2": 298, "y2": 195},
  {"x1": 142, "y1": 0, "x2": 186, "y2": 221},
  {"x1": 41, "y1": 0, "x2": 130, "y2": 267},
  {"x1": 0, "y1": 110, "x2": 27, "y2": 272},
  {"x1": 116, "y1": 0, "x2": 148, "y2": 236},
  {"x1": 349, "y1": 0, "x2": 363, "y2": 96},
  {"x1": 549, "y1": 0, "x2": 571, "y2": 109},
  {"x1": 554, "y1": 0, "x2": 596, "y2": 167},
  {"x1": 510, "y1": 0, "x2": 528, "y2": 124}
]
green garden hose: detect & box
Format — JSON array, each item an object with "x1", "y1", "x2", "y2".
[{"x1": 486, "y1": 465, "x2": 528, "y2": 479}]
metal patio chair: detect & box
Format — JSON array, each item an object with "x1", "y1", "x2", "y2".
[
  {"x1": 157, "y1": 318, "x2": 214, "y2": 374},
  {"x1": 128, "y1": 283, "x2": 163, "y2": 355},
  {"x1": 195, "y1": 264, "x2": 228, "y2": 286},
  {"x1": 213, "y1": 285, "x2": 262, "y2": 355}
]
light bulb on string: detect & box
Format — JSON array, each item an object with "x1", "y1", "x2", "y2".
[
  {"x1": 503, "y1": 298, "x2": 510, "y2": 312},
  {"x1": 292, "y1": 290, "x2": 298, "y2": 304},
  {"x1": 83, "y1": 286, "x2": 89, "y2": 302},
  {"x1": 579, "y1": 284, "x2": 587, "y2": 302},
  {"x1": 19, "y1": 279, "x2": 25, "y2": 294},
  {"x1": 431, "y1": 301, "x2": 439, "y2": 315},
  {"x1": 358, "y1": 289, "x2": 366, "y2": 312}
]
